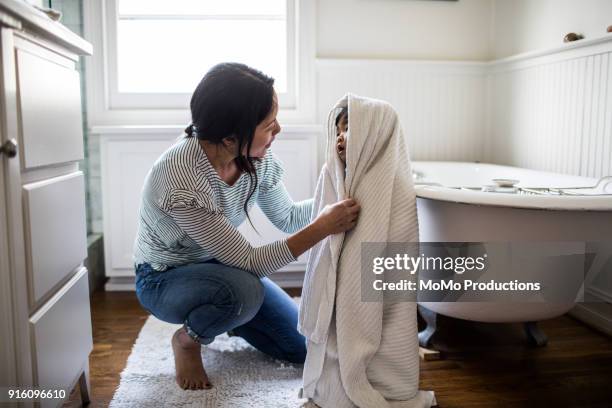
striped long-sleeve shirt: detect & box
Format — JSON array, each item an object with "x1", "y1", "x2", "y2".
[{"x1": 133, "y1": 135, "x2": 314, "y2": 278}]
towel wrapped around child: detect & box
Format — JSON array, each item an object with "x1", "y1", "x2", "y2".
[{"x1": 297, "y1": 93, "x2": 436, "y2": 408}]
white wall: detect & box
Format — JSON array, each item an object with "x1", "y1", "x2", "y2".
[
  {"x1": 317, "y1": 0, "x2": 612, "y2": 61},
  {"x1": 487, "y1": 38, "x2": 612, "y2": 179},
  {"x1": 493, "y1": 0, "x2": 612, "y2": 58},
  {"x1": 317, "y1": 0, "x2": 493, "y2": 61},
  {"x1": 317, "y1": 60, "x2": 487, "y2": 163}
]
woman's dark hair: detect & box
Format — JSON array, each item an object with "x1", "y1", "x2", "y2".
[
  {"x1": 185, "y1": 62, "x2": 275, "y2": 232},
  {"x1": 335, "y1": 106, "x2": 348, "y2": 128}
]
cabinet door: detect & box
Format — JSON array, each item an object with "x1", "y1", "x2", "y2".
[
  {"x1": 238, "y1": 138, "x2": 317, "y2": 269},
  {"x1": 0, "y1": 115, "x2": 17, "y2": 387},
  {"x1": 0, "y1": 27, "x2": 34, "y2": 387}
]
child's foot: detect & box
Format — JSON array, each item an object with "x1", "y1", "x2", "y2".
[{"x1": 172, "y1": 327, "x2": 212, "y2": 390}]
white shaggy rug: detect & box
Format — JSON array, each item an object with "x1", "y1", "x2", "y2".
[{"x1": 110, "y1": 312, "x2": 310, "y2": 407}]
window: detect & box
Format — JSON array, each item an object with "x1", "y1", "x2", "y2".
[{"x1": 86, "y1": 0, "x2": 314, "y2": 123}]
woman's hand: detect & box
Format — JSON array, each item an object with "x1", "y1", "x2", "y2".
[
  {"x1": 286, "y1": 198, "x2": 360, "y2": 259},
  {"x1": 314, "y1": 198, "x2": 361, "y2": 236}
]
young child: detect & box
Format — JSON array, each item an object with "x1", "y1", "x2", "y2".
[{"x1": 335, "y1": 107, "x2": 348, "y2": 164}]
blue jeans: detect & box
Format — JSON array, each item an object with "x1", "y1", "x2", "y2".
[{"x1": 134, "y1": 259, "x2": 307, "y2": 364}]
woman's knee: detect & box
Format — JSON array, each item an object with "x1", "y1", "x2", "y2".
[
  {"x1": 182, "y1": 268, "x2": 264, "y2": 327},
  {"x1": 136, "y1": 262, "x2": 265, "y2": 329},
  {"x1": 229, "y1": 270, "x2": 265, "y2": 323},
  {"x1": 182, "y1": 271, "x2": 266, "y2": 338}
]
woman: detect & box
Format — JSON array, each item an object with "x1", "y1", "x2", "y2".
[{"x1": 133, "y1": 63, "x2": 360, "y2": 391}]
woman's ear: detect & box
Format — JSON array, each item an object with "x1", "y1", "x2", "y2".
[
  {"x1": 222, "y1": 136, "x2": 237, "y2": 148},
  {"x1": 221, "y1": 136, "x2": 242, "y2": 156}
]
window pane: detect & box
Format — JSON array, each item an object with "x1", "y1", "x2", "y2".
[
  {"x1": 116, "y1": 19, "x2": 287, "y2": 93},
  {"x1": 118, "y1": 0, "x2": 286, "y2": 17}
]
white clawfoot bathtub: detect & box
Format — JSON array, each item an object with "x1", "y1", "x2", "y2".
[{"x1": 412, "y1": 161, "x2": 612, "y2": 345}]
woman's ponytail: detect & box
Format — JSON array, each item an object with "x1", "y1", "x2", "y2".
[{"x1": 184, "y1": 123, "x2": 194, "y2": 137}]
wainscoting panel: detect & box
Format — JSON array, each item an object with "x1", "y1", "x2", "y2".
[
  {"x1": 487, "y1": 38, "x2": 612, "y2": 179},
  {"x1": 95, "y1": 126, "x2": 320, "y2": 290},
  {"x1": 316, "y1": 59, "x2": 488, "y2": 162}
]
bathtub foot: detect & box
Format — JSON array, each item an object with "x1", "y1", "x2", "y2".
[
  {"x1": 524, "y1": 321, "x2": 548, "y2": 347},
  {"x1": 418, "y1": 305, "x2": 438, "y2": 348}
]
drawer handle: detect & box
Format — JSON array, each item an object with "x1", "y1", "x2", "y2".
[{"x1": 0, "y1": 139, "x2": 17, "y2": 158}]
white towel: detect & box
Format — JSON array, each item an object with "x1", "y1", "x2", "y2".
[{"x1": 297, "y1": 94, "x2": 436, "y2": 408}]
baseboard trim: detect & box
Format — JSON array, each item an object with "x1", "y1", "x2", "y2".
[
  {"x1": 105, "y1": 276, "x2": 135, "y2": 291},
  {"x1": 569, "y1": 303, "x2": 612, "y2": 337}
]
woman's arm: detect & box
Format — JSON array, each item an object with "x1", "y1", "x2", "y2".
[
  {"x1": 286, "y1": 220, "x2": 327, "y2": 259},
  {"x1": 256, "y1": 151, "x2": 315, "y2": 233},
  {"x1": 171, "y1": 197, "x2": 359, "y2": 277},
  {"x1": 172, "y1": 206, "x2": 298, "y2": 278},
  {"x1": 257, "y1": 180, "x2": 314, "y2": 234}
]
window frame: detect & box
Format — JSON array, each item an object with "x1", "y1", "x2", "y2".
[{"x1": 83, "y1": 0, "x2": 315, "y2": 126}]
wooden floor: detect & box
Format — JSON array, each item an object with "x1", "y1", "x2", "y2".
[{"x1": 68, "y1": 289, "x2": 612, "y2": 407}]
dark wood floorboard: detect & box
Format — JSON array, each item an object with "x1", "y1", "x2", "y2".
[{"x1": 67, "y1": 289, "x2": 612, "y2": 407}]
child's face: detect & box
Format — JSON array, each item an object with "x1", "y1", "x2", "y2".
[{"x1": 336, "y1": 114, "x2": 348, "y2": 164}]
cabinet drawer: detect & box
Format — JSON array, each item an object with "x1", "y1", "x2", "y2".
[
  {"x1": 23, "y1": 172, "x2": 87, "y2": 305},
  {"x1": 16, "y1": 47, "x2": 84, "y2": 169},
  {"x1": 29, "y1": 267, "x2": 92, "y2": 393}
]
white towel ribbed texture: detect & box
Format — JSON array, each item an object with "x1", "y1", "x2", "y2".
[{"x1": 297, "y1": 94, "x2": 436, "y2": 408}]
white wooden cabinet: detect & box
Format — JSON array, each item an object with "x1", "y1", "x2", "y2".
[
  {"x1": 97, "y1": 127, "x2": 321, "y2": 290},
  {"x1": 0, "y1": 1, "x2": 93, "y2": 406}
]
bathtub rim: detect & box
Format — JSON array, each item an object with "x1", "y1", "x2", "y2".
[
  {"x1": 415, "y1": 186, "x2": 612, "y2": 211},
  {"x1": 412, "y1": 161, "x2": 612, "y2": 211}
]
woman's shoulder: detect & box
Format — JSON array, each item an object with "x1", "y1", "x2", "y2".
[
  {"x1": 155, "y1": 136, "x2": 198, "y2": 168},
  {"x1": 149, "y1": 136, "x2": 212, "y2": 193}
]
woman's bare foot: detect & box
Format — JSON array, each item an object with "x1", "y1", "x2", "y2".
[{"x1": 171, "y1": 327, "x2": 212, "y2": 390}]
